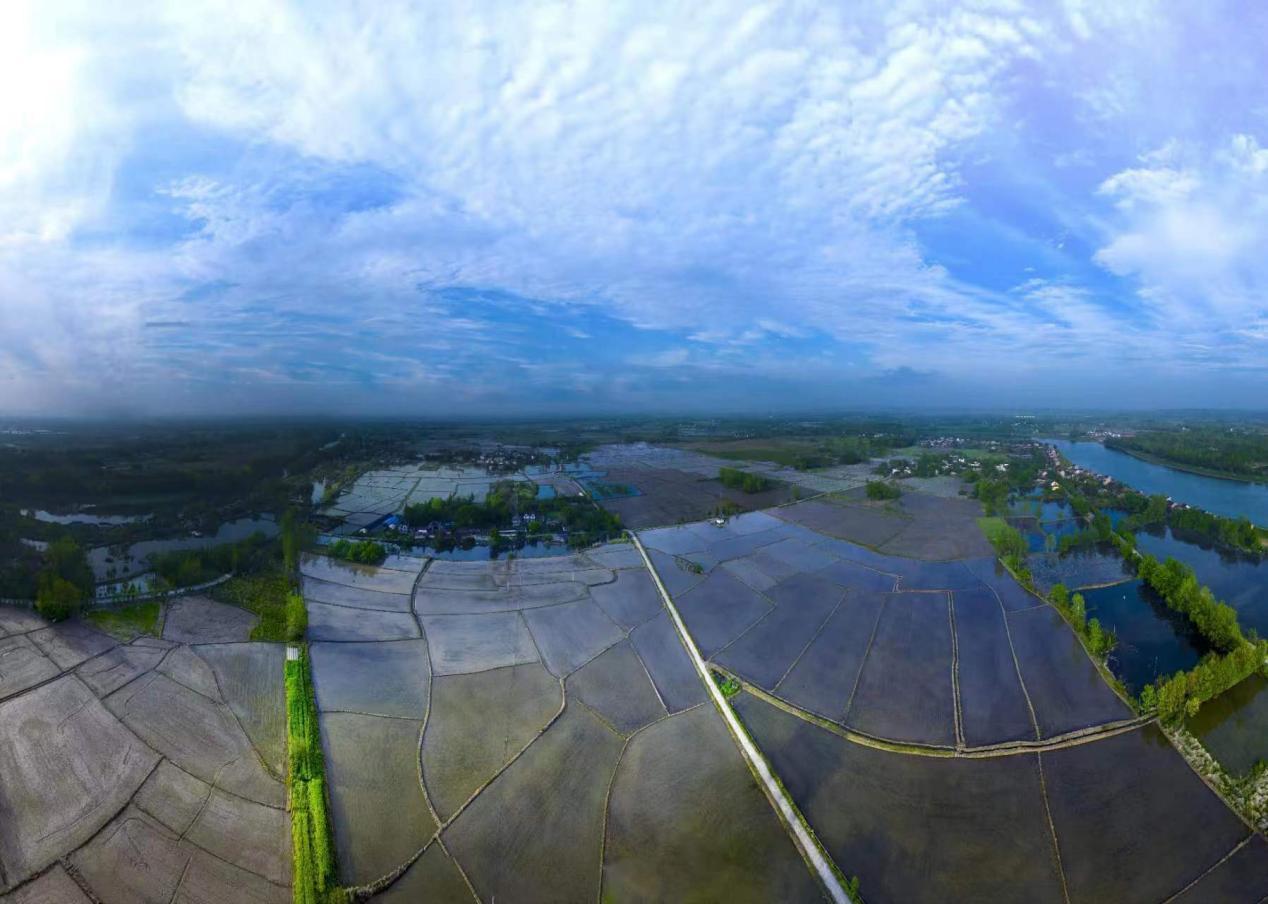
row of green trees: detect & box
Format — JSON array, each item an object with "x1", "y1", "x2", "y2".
[
  {"x1": 1104, "y1": 532, "x2": 1267, "y2": 722},
  {"x1": 149, "y1": 531, "x2": 277, "y2": 588},
  {"x1": 1145, "y1": 641, "x2": 1268, "y2": 722},
  {"x1": 1048, "y1": 584, "x2": 1116, "y2": 659},
  {"x1": 1056, "y1": 512, "x2": 1119, "y2": 554},
  {"x1": 1169, "y1": 507, "x2": 1261, "y2": 553},
  {"x1": 1133, "y1": 553, "x2": 1243, "y2": 652},
  {"x1": 1012, "y1": 470, "x2": 1267, "y2": 723},
  {"x1": 718, "y1": 467, "x2": 774, "y2": 494},
  {"x1": 1098, "y1": 488, "x2": 1259, "y2": 556},
  {"x1": 983, "y1": 520, "x2": 1035, "y2": 590}
]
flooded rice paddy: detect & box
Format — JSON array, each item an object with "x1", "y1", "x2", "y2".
[{"x1": 6, "y1": 441, "x2": 1268, "y2": 902}]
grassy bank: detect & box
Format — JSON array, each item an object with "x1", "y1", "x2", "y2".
[
  {"x1": 85, "y1": 600, "x2": 160, "y2": 640},
  {"x1": 975, "y1": 516, "x2": 1012, "y2": 549},
  {"x1": 286, "y1": 646, "x2": 344, "y2": 904},
  {"x1": 216, "y1": 571, "x2": 307, "y2": 642}
]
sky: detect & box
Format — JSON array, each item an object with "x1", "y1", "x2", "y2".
[{"x1": 2, "y1": 1, "x2": 1268, "y2": 417}]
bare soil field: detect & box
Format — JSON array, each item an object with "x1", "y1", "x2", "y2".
[
  {"x1": 635, "y1": 499, "x2": 1268, "y2": 904},
  {"x1": 0, "y1": 603, "x2": 289, "y2": 902},
  {"x1": 735, "y1": 690, "x2": 1268, "y2": 904},
  {"x1": 596, "y1": 467, "x2": 796, "y2": 529},
  {"x1": 641, "y1": 506, "x2": 1140, "y2": 750},
  {"x1": 308, "y1": 544, "x2": 827, "y2": 901}
]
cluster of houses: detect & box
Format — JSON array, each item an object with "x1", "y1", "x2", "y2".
[
  {"x1": 1039, "y1": 444, "x2": 1188, "y2": 511},
  {"x1": 359, "y1": 509, "x2": 564, "y2": 546}
]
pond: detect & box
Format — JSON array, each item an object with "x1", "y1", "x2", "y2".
[
  {"x1": 1030, "y1": 546, "x2": 1134, "y2": 594},
  {"x1": 1080, "y1": 580, "x2": 1210, "y2": 693},
  {"x1": 1049, "y1": 439, "x2": 1268, "y2": 525},
  {"x1": 1008, "y1": 496, "x2": 1071, "y2": 522},
  {"x1": 88, "y1": 516, "x2": 279, "y2": 581},
  {"x1": 1014, "y1": 518, "x2": 1083, "y2": 554},
  {"x1": 1134, "y1": 525, "x2": 1268, "y2": 640},
  {"x1": 22, "y1": 508, "x2": 150, "y2": 526},
  {"x1": 1188, "y1": 674, "x2": 1268, "y2": 776}
]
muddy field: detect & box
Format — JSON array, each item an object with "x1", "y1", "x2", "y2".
[
  {"x1": 0, "y1": 602, "x2": 289, "y2": 902},
  {"x1": 596, "y1": 467, "x2": 798, "y2": 529},
  {"x1": 639, "y1": 506, "x2": 1132, "y2": 749},
  {"x1": 735, "y1": 692, "x2": 1266, "y2": 904},
  {"x1": 7, "y1": 479, "x2": 1261, "y2": 903},
  {"x1": 302, "y1": 542, "x2": 821, "y2": 901}
]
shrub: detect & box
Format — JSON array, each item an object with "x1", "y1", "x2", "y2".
[
  {"x1": 865, "y1": 480, "x2": 902, "y2": 501},
  {"x1": 718, "y1": 467, "x2": 774, "y2": 494},
  {"x1": 328, "y1": 539, "x2": 387, "y2": 565},
  {"x1": 35, "y1": 573, "x2": 83, "y2": 622}
]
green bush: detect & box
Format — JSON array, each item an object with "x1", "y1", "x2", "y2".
[
  {"x1": 718, "y1": 467, "x2": 774, "y2": 494},
  {"x1": 35, "y1": 573, "x2": 83, "y2": 622},
  {"x1": 328, "y1": 539, "x2": 387, "y2": 565},
  {"x1": 980, "y1": 517, "x2": 1028, "y2": 563},
  {"x1": 865, "y1": 480, "x2": 901, "y2": 501}
]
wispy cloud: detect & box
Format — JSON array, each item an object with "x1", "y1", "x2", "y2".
[{"x1": 1, "y1": 0, "x2": 1266, "y2": 414}]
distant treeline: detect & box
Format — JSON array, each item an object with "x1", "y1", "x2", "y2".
[{"x1": 1108, "y1": 429, "x2": 1268, "y2": 482}]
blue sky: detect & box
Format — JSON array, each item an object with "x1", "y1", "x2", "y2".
[{"x1": 2, "y1": 1, "x2": 1268, "y2": 416}]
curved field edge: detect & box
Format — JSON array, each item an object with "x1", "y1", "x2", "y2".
[{"x1": 631, "y1": 533, "x2": 855, "y2": 904}]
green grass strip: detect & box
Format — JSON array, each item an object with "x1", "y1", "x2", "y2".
[
  {"x1": 286, "y1": 647, "x2": 345, "y2": 904},
  {"x1": 85, "y1": 601, "x2": 160, "y2": 640}
]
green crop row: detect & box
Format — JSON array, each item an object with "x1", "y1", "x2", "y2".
[{"x1": 286, "y1": 648, "x2": 344, "y2": 904}]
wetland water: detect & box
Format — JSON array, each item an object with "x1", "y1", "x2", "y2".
[
  {"x1": 1079, "y1": 580, "x2": 1208, "y2": 693},
  {"x1": 88, "y1": 516, "x2": 279, "y2": 580},
  {"x1": 1134, "y1": 526, "x2": 1268, "y2": 639},
  {"x1": 1049, "y1": 439, "x2": 1268, "y2": 524},
  {"x1": 1043, "y1": 442, "x2": 1268, "y2": 770},
  {"x1": 1187, "y1": 673, "x2": 1268, "y2": 775}
]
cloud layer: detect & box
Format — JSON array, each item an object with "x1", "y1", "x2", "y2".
[{"x1": 2, "y1": 0, "x2": 1267, "y2": 415}]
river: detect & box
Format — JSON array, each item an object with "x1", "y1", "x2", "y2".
[
  {"x1": 1048, "y1": 439, "x2": 1268, "y2": 524},
  {"x1": 1044, "y1": 439, "x2": 1268, "y2": 773}
]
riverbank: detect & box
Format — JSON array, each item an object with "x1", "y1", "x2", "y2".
[
  {"x1": 1106, "y1": 442, "x2": 1268, "y2": 487},
  {"x1": 1050, "y1": 438, "x2": 1268, "y2": 528}
]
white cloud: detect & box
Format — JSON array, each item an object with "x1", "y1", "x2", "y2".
[
  {"x1": 1095, "y1": 135, "x2": 1268, "y2": 327},
  {"x1": 2, "y1": 1, "x2": 1268, "y2": 412}
]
